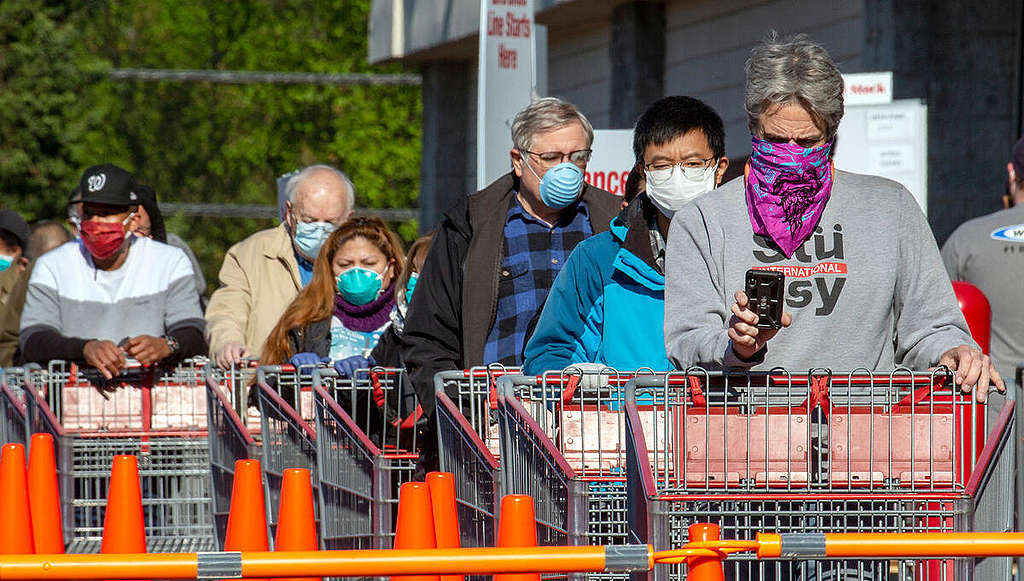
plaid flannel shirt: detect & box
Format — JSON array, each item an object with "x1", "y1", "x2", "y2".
[{"x1": 483, "y1": 198, "x2": 592, "y2": 365}]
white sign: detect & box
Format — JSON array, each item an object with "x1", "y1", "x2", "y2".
[
  {"x1": 477, "y1": 0, "x2": 535, "y2": 189},
  {"x1": 842, "y1": 72, "x2": 893, "y2": 106},
  {"x1": 834, "y1": 99, "x2": 928, "y2": 213},
  {"x1": 584, "y1": 130, "x2": 635, "y2": 196}
]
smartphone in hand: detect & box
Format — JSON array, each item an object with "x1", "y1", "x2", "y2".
[{"x1": 745, "y1": 269, "x2": 785, "y2": 330}]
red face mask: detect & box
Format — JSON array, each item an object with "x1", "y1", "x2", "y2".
[{"x1": 80, "y1": 219, "x2": 128, "y2": 260}]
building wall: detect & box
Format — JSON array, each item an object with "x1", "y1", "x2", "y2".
[
  {"x1": 546, "y1": 22, "x2": 614, "y2": 128},
  {"x1": 663, "y1": 0, "x2": 865, "y2": 157}
]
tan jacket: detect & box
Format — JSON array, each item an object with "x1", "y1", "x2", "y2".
[
  {"x1": 0, "y1": 264, "x2": 30, "y2": 367},
  {"x1": 205, "y1": 223, "x2": 302, "y2": 359}
]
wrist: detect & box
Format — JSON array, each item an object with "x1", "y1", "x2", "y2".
[{"x1": 162, "y1": 335, "x2": 180, "y2": 358}]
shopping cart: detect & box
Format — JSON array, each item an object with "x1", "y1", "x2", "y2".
[
  {"x1": 496, "y1": 367, "x2": 662, "y2": 581},
  {"x1": 312, "y1": 366, "x2": 419, "y2": 550},
  {"x1": 22, "y1": 359, "x2": 216, "y2": 553},
  {"x1": 253, "y1": 365, "x2": 319, "y2": 546},
  {"x1": 624, "y1": 368, "x2": 1014, "y2": 581},
  {"x1": 434, "y1": 365, "x2": 520, "y2": 549},
  {"x1": 205, "y1": 366, "x2": 261, "y2": 547},
  {"x1": 206, "y1": 357, "x2": 263, "y2": 431},
  {"x1": 0, "y1": 366, "x2": 28, "y2": 447}
]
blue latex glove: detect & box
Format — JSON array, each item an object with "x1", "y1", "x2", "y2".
[
  {"x1": 333, "y1": 355, "x2": 374, "y2": 379},
  {"x1": 289, "y1": 352, "x2": 328, "y2": 374}
]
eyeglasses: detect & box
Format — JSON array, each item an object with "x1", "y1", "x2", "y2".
[
  {"x1": 644, "y1": 157, "x2": 716, "y2": 186},
  {"x1": 520, "y1": 148, "x2": 593, "y2": 170}
]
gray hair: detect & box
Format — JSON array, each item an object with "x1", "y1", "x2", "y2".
[
  {"x1": 285, "y1": 164, "x2": 356, "y2": 211},
  {"x1": 744, "y1": 33, "x2": 845, "y2": 141},
  {"x1": 511, "y1": 97, "x2": 594, "y2": 151}
]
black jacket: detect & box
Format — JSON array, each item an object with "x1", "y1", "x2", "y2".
[{"x1": 400, "y1": 172, "x2": 620, "y2": 414}]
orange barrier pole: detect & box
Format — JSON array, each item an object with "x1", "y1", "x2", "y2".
[
  {"x1": 273, "y1": 468, "x2": 319, "y2": 581},
  {"x1": 425, "y1": 472, "x2": 462, "y2": 581},
  {"x1": 0, "y1": 546, "x2": 641, "y2": 580},
  {"x1": 224, "y1": 460, "x2": 269, "y2": 581},
  {"x1": 495, "y1": 495, "x2": 539, "y2": 581},
  {"x1": 392, "y1": 481, "x2": 439, "y2": 581},
  {"x1": 686, "y1": 524, "x2": 724, "y2": 581},
  {"x1": 756, "y1": 532, "x2": 1024, "y2": 559},
  {"x1": 0, "y1": 443, "x2": 35, "y2": 555},
  {"x1": 28, "y1": 433, "x2": 64, "y2": 554}
]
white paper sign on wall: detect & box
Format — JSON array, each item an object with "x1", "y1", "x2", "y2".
[{"x1": 477, "y1": 0, "x2": 535, "y2": 189}]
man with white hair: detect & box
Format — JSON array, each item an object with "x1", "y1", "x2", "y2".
[{"x1": 206, "y1": 164, "x2": 355, "y2": 367}]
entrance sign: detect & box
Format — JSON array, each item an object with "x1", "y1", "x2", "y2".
[
  {"x1": 477, "y1": 0, "x2": 535, "y2": 189},
  {"x1": 585, "y1": 130, "x2": 636, "y2": 196}
]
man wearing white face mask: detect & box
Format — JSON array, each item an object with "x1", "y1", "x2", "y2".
[
  {"x1": 205, "y1": 164, "x2": 355, "y2": 368},
  {"x1": 524, "y1": 96, "x2": 728, "y2": 373}
]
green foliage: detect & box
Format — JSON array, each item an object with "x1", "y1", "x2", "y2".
[
  {"x1": 0, "y1": 0, "x2": 422, "y2": 295},
  {"x1": 0, "y1": 1, "x2": 106, "y2": 217}
]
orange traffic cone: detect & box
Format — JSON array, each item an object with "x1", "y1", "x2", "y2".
[
  {"x1": 28, "y1": 433, "x2": 64, "y2": 554},
  {"x1": 425, "y1": 472, "x2": 462, "y2": 581},
  {"x1": 225, "y1": 460, "x2": 269, "y2": 581},
  {"x1": 101, "y1": 455, "x2": 147, "y2": 581},
  {"x1": 425, "y1": 472, "x2": 460, "y2": 545},
  {"x1": 686, "y1": 523, "x2": 725, "y2": 581},
  {"x1": 0, "y1": 443, "x2": 35, "y2": 554},
  {"x1": 392, "y1": 481, "x2": 438, "y2": 581},
  {"x1": 274, "y1": 468, "x2": 319, "y2": 581},
  {"x1": 495, "y1": 495, "x2": 539, "y2": 581}
]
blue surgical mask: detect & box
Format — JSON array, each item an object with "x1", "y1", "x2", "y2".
[
  {"x1": 336, "y1": 266, "x2": 384, "y2": 305},
  {"x1": 0, "y1": 255, "x2": 13, "y2": 273},
  {"x1": 293, "y1": 221, "x2": 334, "y2": 259},
  {"x1": 404, "y1": 272, "x2": 418, "y2": 304},
  {"x1": 525, "y1": 160, "x2": 585, "y2": 209}
]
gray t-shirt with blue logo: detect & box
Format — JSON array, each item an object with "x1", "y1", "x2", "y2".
[{"x1": 941, "y1": 204, "x2": 1024, "y2": 380}]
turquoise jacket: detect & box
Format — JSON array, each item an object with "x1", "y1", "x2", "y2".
[{"x1": 523, "y1": 196, "x2": 671, "y2": 374}]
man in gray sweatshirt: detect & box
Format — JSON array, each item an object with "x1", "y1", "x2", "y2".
[{"x1": 664, "y1": 35, "x2": 1003, "y2": 401}]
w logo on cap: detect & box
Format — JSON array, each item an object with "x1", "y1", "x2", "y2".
[{"x1": 87, "y1": 174, "x2": 107, "y2": 192}]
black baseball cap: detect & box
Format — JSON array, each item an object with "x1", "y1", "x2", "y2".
[
  {"x1": 0, "y1": 209, "x2": 30, "y2": 250},
  {"x1": 78, "y1": 164, "x2": 139, "y2": 207},
  {"x1": 1013, "y1": 137, "x2": 1024, "y2": 177}
]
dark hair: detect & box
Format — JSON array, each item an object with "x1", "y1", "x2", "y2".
[
  {"x1": 632, "y1": 96, "x2": 726, "y2": 166},
  {"x1": 135, "y1": 184, "x2": 167, "y2": 243},
  {"x1": 623, "y1": 166, "x2": 645, "y2": 204}
]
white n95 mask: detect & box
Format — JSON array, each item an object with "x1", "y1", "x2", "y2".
[{"x1": 644, "y1": 164, "x2": 717, "y2": 218}]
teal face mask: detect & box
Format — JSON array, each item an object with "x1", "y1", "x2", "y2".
[
  {"x1": 404, "y1": 272, "x2": 418, "y2": 304},
  {"x1": 0, "y1": 255, "x2": 12, "y2": 273},
  {"x1": 336, "y1": 266, "x2": 383, "y2": 305}
]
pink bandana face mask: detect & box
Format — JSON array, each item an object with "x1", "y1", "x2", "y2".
[{"x1": 745, "y1": 136, "x2": 834, "y2": 257}]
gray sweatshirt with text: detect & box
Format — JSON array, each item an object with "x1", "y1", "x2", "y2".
[{"x1": 664, "y1": 170, "x2": 974, "y2": 372}]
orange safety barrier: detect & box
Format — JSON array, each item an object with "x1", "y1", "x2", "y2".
[
  {"x1": 11, "y1": 529, "x2": 1024, "y2": 580},
  {"x1": 0, "y1": 546, "x2": 643, "y2": 579}
]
